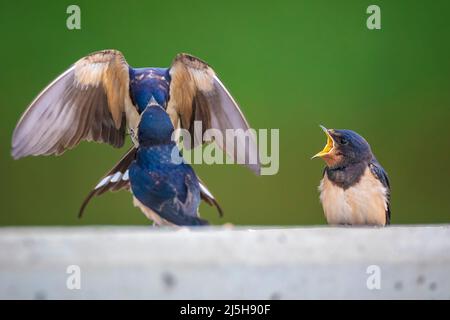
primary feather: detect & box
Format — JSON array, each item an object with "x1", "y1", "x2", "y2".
[{"x1": 12, "y1": 50, "x2": 134, "y2": 159}]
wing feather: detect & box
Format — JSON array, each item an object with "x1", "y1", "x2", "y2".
[
  {"x1": 369, "y1": 160, "x2": 391, "y2": 225},
  {"x1": 78, "y1": 147, "x2": 136, "y2": 218},
  {"x1": 168, "y1": 53, "x2": 260, "y2": 174},
  {"x1": 12, "y1": 49, "x2": 131, "y2": 159}
]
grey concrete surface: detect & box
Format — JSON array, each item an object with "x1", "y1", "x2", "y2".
[{"x1": 0, "y1": 225, "x2": 449, "y2": 299}]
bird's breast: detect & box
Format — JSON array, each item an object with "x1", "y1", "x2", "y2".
[{"x1": 319, "y1": 167, "x2": 388, "y2": 225}]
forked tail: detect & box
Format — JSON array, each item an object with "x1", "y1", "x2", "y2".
[{"x1": 78, "y1": 147, "x2": 223, "y2": 218}]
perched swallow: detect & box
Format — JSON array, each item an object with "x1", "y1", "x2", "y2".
[
  {"x1": 11, "y1": 50, "x2": 258, "y2": 218},
  {"x1": 313, "y1": 126, "x2": 391, "y2": 226},
  {"x1": 130, "y1": 105, "x2": 206, "y2": 226}
]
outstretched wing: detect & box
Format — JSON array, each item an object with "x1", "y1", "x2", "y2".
[
  {"x1": 12, "y1": 49, "x2": 135, "y2": 159},
  {"x1": 168, "y1": 53, "x2": 260, "y2": 174},
  {"x1": 369, "y1": 160, "x2": 391, "y2": 225}
]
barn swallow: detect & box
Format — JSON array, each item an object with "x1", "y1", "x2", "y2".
[
  {"x1": 130, "y1": 104, "x2": 207, "y2": 226},
  {"x1": 11, "y1": 49, "x2": 258, "y2": 219},
  {"x1": 313, "y1": 126, "x2": 391, "y2": 226}
]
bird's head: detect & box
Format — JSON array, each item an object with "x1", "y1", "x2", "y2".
[
  {"x1": 312, "y1": 126, "x2": 373, "y2": 168},
  {"x1": 130, "y1": 68, "x2": 171, "y2": 113},
  {"x1": 138, "y1": 105, "x2": 174, "y2": 146}
]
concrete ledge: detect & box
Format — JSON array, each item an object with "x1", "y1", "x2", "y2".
[{"x1": 0, "y1": 226, "x2": 449, "y2": 299}]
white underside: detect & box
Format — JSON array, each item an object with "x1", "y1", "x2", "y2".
[{"x1": 319, "y1": 167, "x2": 388, "y2": 226}]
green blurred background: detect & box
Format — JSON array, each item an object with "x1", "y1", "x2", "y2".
[{"x1": 1, "y1": 0, "x2": 449, "y2": 226}]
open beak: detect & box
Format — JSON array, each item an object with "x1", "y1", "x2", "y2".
[{"x1": 312, "y1": 125, "x2": 334, "y2": 159}]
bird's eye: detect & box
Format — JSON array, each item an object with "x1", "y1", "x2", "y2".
[{"x1": 340, "y1": 138, "x2": 348, "y2": 145}]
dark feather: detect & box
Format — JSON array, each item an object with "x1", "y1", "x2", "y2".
[
  {"x1": 197, "y1": 177, "x2": 223, "y2": 217},
  {"x1": 78, "y1": 147, "x2": 136, "y2": 218},
  {"x1": 369, "y1": 160, "x2": 391, "y2": 225},
  {"x1": 129, "y1": 149, "x2": 207, "y2": 226}
]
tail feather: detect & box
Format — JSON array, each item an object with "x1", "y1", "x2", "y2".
[
  {"x1": 198, "y1": 179, "x2": 223, "y2": 217},
  {"x1": 78, "y1": 147, "x2": 136, "y2": 218}
]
